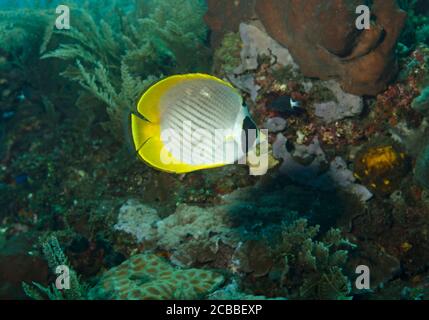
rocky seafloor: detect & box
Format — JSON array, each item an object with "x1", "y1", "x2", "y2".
[{"x1": 1, "y1": 0, "x2": 429, "y2": 300}]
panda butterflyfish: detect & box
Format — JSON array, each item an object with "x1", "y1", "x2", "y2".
[{"x1": 130, "y1": 73, "x2": 263, "y2": 174}]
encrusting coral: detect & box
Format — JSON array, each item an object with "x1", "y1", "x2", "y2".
[
  {"x1": 114, "y1": 200, "x2": 234, "y2": 266},
  {"x1": 88, "y1": 253, "x2": 225, "y2": 300}
]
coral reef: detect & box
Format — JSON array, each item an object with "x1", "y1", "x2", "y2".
[
  {"x1": 42, "y1": 0, "x2": 210, "y2": 140},
  {"x1": 313, "y1": 80, "x2": 363, "y2": 124},
  {"x1": 265, "y1": 117, "x2": 287, "y2": 133},
  {"x1": 114, "y1": 200, "x2": 159, "y2": 243},
  {"x1": 2, "y1": 0, "x2": 429, "y2": 302},
  {"x1": 114, "y1": 200, "x2": 232, "y2": 266},
  {"x1": 232, "y1": 219, "x2": 355, "y2": 300},
  {"x1": 22, "y1": 236, "x2": 86, "y2": 300},
  {"x1": 399, "y1": 0, "x2": 429, "y2": 53},
  {"x1": 111, "y1": 187, "x2": 356, "y2": 300},
  {"x1": 89, "y1": 253, "x2": 224, "y2": 300},
  {"x1": 213, "y1": 32, "x2": 242, "y2": 75},
  {"x1": 272, "y1": 134, "x2": 372, "y2": 202},
  {"x1": 354, "y1": 143, "x2": 410, "y2": 196},
  {"x1": 205, "y1": 0, "x2": 407, "y2": 95},
  {"x1": 217, "y1": 22, "x2": 298, "y2": 103},
  {"x1": 208, "y1": 280, "x2": 285, "y2": 300}
]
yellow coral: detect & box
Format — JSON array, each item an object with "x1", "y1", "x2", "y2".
[
  {"x1": 354, "y1": 144, "x2": 409, "y2": 195},
  {"x1": 360, "y1": 146, "x2": 403, "y2": 172}
]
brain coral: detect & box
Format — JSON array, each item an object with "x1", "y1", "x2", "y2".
[{"x1": 89, "y1": 253, "x2": 225, "y2": 300}]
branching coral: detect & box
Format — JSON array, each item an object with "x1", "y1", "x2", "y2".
[
  {"x1": 267, "y1": 219, "x2": 355, "y2": 300},
  {"x1": 22, "y1": 236, "x2": 87, "y2": 300}
]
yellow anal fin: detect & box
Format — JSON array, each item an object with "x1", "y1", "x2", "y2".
[
  {"x1": 132, "y1": 109, "x2": 225, "y2": 174},
  {"x1": 138, "y1": 136, "x2": 226, "y2": 174}
]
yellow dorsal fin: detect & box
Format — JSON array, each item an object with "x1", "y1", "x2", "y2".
[{"x1": 136, "y1": 73, "x2": 235, "y2": 122}]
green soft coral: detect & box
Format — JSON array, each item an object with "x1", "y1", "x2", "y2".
[
  {"x1": 22, "y1": 236, "x2": 87, "y2": 300},
  {"x1": 41, "y1": 0, "x2": 210, "y2": 141},
  {"x1": 0, "y1": 9, "x2": 55, "y2": 69}
]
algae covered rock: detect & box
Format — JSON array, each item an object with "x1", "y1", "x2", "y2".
[
  {"x1": 313, "y1": 80, "x2": 364, "y2": 123},
  {"x1": 89, "y1": 253, "x2": 224, "y2": 300}
]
